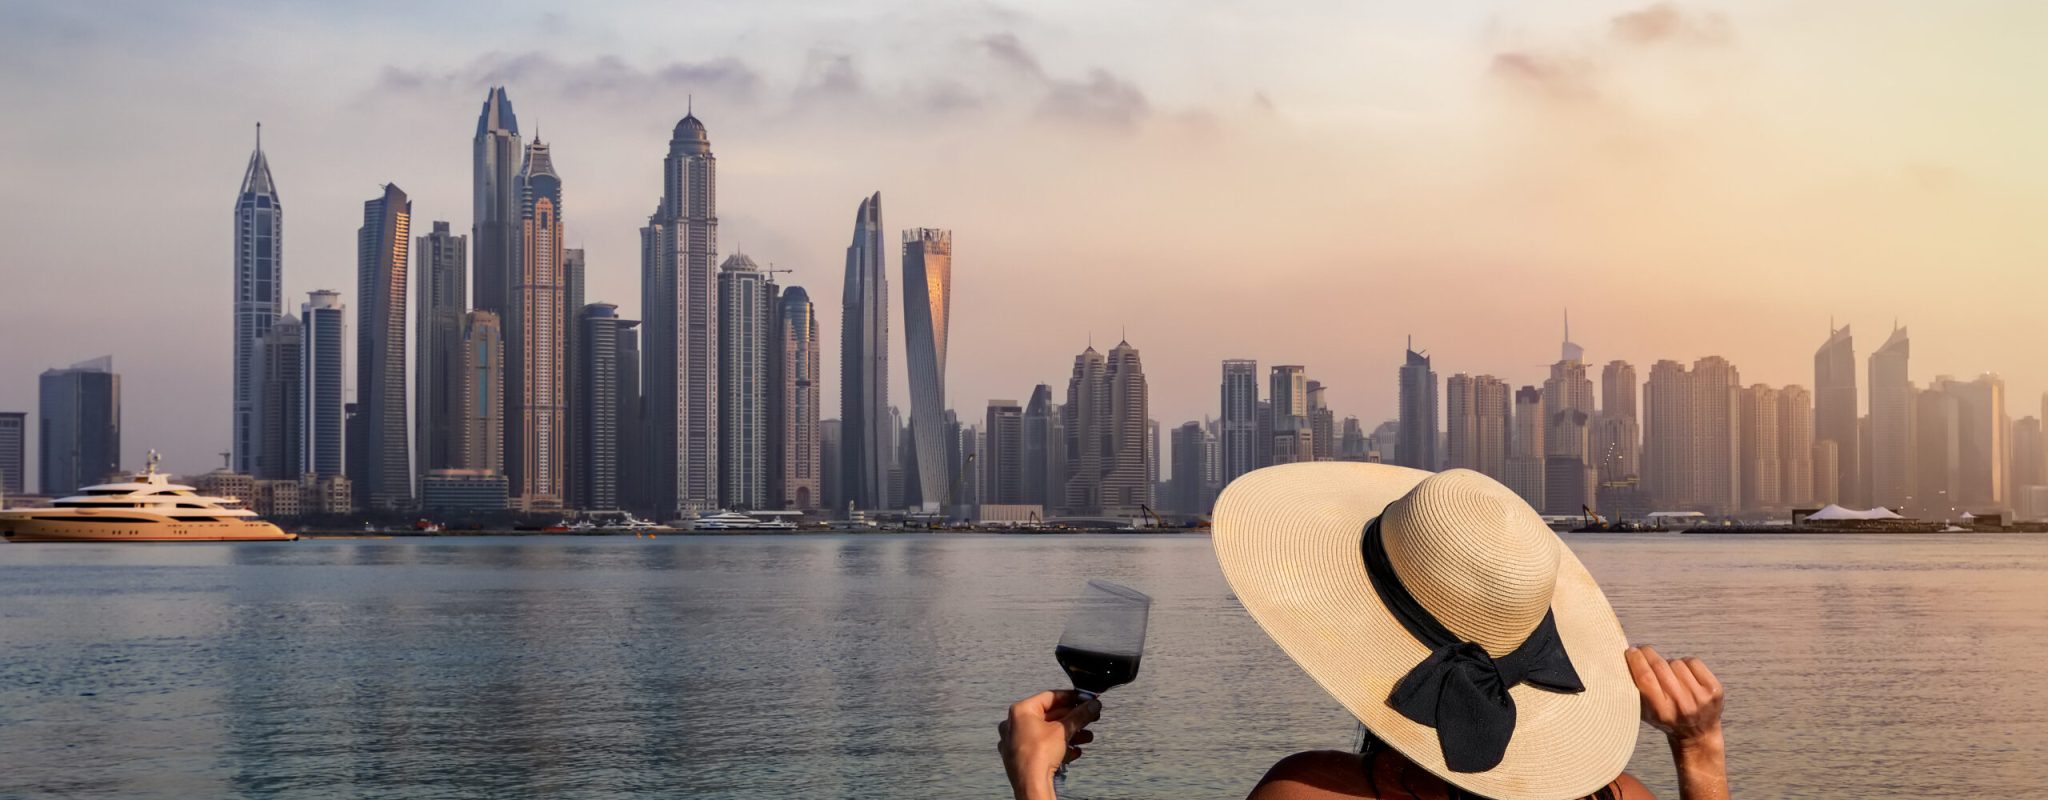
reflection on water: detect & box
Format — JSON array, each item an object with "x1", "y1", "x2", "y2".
[{"x1": 2, "y1": 534, "x2": 2045, "y2": 797}]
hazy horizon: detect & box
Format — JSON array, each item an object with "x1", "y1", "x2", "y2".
[{"x1": 3, "y1": 0, "x2": 2044, "y2": 481}]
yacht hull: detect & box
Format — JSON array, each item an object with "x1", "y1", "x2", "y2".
[{"x1": 0, "y1": 516, "x2": 297, "y2": 543}]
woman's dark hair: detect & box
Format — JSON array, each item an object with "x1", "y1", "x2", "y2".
[{"x1": 1356, "y1": 727, "x2": 1622, "y2": 800}]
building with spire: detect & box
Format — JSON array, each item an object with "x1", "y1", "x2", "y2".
[
  {"x1": 415, "y1": 220, "x2": 468, "y2": 479},
  {"x1": 1543, "y1": 316, "x2": 1595, "y2": 514},
  {"x1": 353, "y1": 185, "x2": 413, "y2": 511},
  {"x1": 1814, "y1": 324, "x2": 1861, "y2": 508},
  {"x1": 718, "y1": 254, "x2": 773, "y2": 511},
  {"x1": 233, "y1": 123, "x2": 282, "y2": 475},
  {"x1": 902, "y1": 228, "x2": 953, "y2": 512},
  {"x1": 840, "y1": 193, "x2": 889, "y2": 512},
  {"x1": 510, "y1": 139, "x2": 566, "y2": 510},
  {"x1": 473, "y1": 87, "x2": 520, "y2": 319},
  {"x1": 1868, "y1": 325, "x2": 1913, "y2": 510},
  {"x1": 642, "y1": 109, "x2": 720, "y2": 517},
  {"x1": 1396, "y1": 340, "x2": 1437, "y2": 471},
  {"x1": 1061, "y1": 341, "x2": 1151, "y2": 516}
]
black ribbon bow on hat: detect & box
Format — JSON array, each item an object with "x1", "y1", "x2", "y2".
[{"x1": 1362, "y1": 517, "x2": 1585, "y2": 773}]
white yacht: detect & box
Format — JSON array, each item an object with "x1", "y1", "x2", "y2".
[
  {"x1": 0, "y1": 452, "x2": 296, "y2": 543},
  {"x1": 692, "y1": 511, "x2": 799, "y2": 531}
]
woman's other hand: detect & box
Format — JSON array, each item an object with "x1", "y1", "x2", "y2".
[
  {"x1": 999, "y1": 690, "x2": 1101, "y2": 800},
  {"x1": 1626, "y1": 645, "x2": 1724, "y2": 745}
]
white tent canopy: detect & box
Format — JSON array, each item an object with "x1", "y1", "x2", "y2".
[{"x1": 1806, "y1": 504, "x2": 1904, "y2": 521}]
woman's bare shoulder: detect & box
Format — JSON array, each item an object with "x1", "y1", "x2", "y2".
[
  {"x1": 1246, "y1": 751, "x2": 1374, "y2": 800},
  {"x1": 1612, "y1": 772, "x2": 1657, "y2": 798}
]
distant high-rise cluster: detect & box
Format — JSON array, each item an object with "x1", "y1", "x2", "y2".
[{"x1": 17, "y1": 85, "x2": 2025, "y2": 530}]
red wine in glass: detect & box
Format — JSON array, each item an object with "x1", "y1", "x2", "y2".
[{"x1": 1051, "y1": 580, "x2": 1151, "y2": 793}]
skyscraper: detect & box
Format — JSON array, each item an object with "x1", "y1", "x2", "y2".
[
  {"x1": 415, "y1": 220, "x2": 468, "y2": 478},
  {"x1": 773, "y1": 287, "x2": 821, "y2": 511},
  {"x1": 1446, "y1": 374, "x2": 1510, "y2": 481},
  {"x1": 902, "y1": 228, "x2": 953, "y2": 512},
  {"x1": 572, "y1": 304, "x2": 629, "y2": 512},
  {"x1": 615, "y1": 320, "x2": 645, "y2": 515},
  {"x1": 717, "y1": 254, "x2": 773, "y2": 511},
  {"x1": 353, "y1": 185, "x2": 412, "y2": 511},
  {"x1": 819, "y1": 419, "x2": 843, "y2": 513},
  {"x1": 1062, "y1": 347, "x2": 1107, "y2": 514},
  {"x1": 1943, "y1": 374, "x2": 2008, "y2": 513},
  {"x1": 0, "y1": 412, "x2": 23, "y2": 497},
  {"x1": 254, "y1": 315, "x2": 303, "y2": 480},
  {"x1": 1102, "y1": 341, "x2": 1152, "y2": 515},
  {"x1": 642, "y1": 110, "x2": 720, "y2": 517},
  {"x1": 233, "y1": 124, "x2": 282, "y2": 475},
  {"x1": 1868, "y1": 325, "x2": 1913, "y2": 510},
  {"x1": 1814, "y1": 324, "x2": 1861, "y2": 507},
  {"x1": 1508, "y1": 386, "x2": 1545, "y2": 507},
  {"x1": 38, "y1": 357, "x2": 120, "y2": 495},
  {"x1": 1307, "y1": 381, "x2": 1335, "y2": 462},
  {"x1": 1169, "y1": 420, "x2": 1205, "y2": 514},
  {"x1": 1594, "y1": 360, "x2": 1640, "y2": 484},
  {"x1": 1915, "y1": 383, "x2": 1961, "y2": 518},
  {"x1": 1643, "y1": 357, "x2": 1742, "y2": 514},
  {"x1": 984, "y1": 400, "x2": 1024, "y2": 505},
  {"x1": 839, "y1": 193, "x2": 889, "y2": 512},
  {"x1": 1269, "y1": 365, "x2": 1312, "y2": 465},
  {"x1": 1739, "y1": 384, "x2": 1783, "y2": 512},
  {"x1": 508, "y1": 139, "x2": 566, "y2": 511},
  {"x1": 460, "y1": 311, "x2": 504, "y2": 476},
  {"x1": 1023, "y1": 384, "x2": 1057, "y2": 507},
  {"x1": 473, "y1": 87, "x2": 521, "y2": 318},
  {"x1": 1542, "y1": 332, "x2": 1595, "y2": 514},
  {"x1": 1777, "y1": 385, "x2": 1815, "y2": 507},
  {"x1": 1396, "y1": 341, "x2": 1437, "y2": 472},
  {"x1": 562, "y1": 247, "x2": 587, "y2": 505},
  {"x1": 1220, "y1": 359, "x2": 1259, "y2": 484},
  {"x1": 300, "y1": 291, "x2": 345, "y2": 479}
]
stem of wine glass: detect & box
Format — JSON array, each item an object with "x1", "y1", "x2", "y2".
[{"x1": 1050, "y1": 689, "x2": 1099, "y2": 795}]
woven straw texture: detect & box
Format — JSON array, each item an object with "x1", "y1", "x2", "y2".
[{"x1": 1213, "y1": 463, "x2": 1638, "y2": 800}]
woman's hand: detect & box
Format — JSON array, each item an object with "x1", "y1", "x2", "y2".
[
  {"x1": 998, "y1": 690, "x2": 1101, "y2": 800},
  {"x1": 1626, "y1": 645, "x2": 1723, "y2": 745},
  {"x1": 1627, "y1": 646, "x2": 1728, "y2": 800}
]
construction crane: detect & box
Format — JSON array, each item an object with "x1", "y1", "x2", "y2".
[{"x1": 1137, "y1": 504, "x2": 1167, "y2": 530}]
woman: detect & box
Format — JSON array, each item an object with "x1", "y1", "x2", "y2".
[{"x1": 1000, "y1": 465, "x2": 1729, "y2": 800}]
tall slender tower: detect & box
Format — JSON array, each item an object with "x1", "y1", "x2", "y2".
[
  {"x1": 353, "y1": 184, "x2": 413, "y2": 511},
  {"x1": 233, "y1": 123, "x2": 282, "y2": 474},
  {"x1": 510, "y1": 140, "x2": 566, "y2": 510},
  {"x1": 839, "y1": 193, "x2": 889, "y2": 511},
  {"x1": 1814, "y1": 324, "x2": 1860, "y2": 507},
  {"x1": 573, "y1": 304, "x2": 628, "y2": 512},
  {"x1": 1102, "y1": 341, "x2": 1152, "y2": 515},
  {"x1": 902, "y1": 228, "x2": 953, "y2": 511},
  {"x1": 718, "y1": 254, "x2": 773, "y2": 511},
  {"x1": 773, "y1": 287, "x2": 821, "y2": 510},
  {"x1": 472, "y1": 87, "x2": 521, "y2": 318},
  {"x1": 1219, "y1": 360, "x2": 1259, "y2": 483},
  {"x1": 1396, "y1": 341, "x2": 1437, "y2": 471},
  {"x1": 642, "y1": 111, "x2": 720, "y2": 517},
  {"x1": 1868, "y1": 325, "x2": 1913, "y2": 509},
  {"x1": 255, "y1": 315, "x2": 303, "y2": 480},
  {"x1": 1023, "y1": 384, "x2": 1057, "y2": 507},
  {"x1": 1269, "y1": 365, "x2": 1312, "y2": 465},
  {"x1": 415, "y1": 220, "x2": 468, "y2": 478},
  {"x1": 1062, "y1": 347, "x2": 1107, "y2": 514},
  {"x1": 460, "y1": 311, "x2": 504, "y2": 475},
  {"x1": 300, "y1": 291, "x2": 345, "y2": 479}
]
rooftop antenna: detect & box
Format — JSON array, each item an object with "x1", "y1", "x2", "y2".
[
  {"x1": 255, "y1": 121, "x2": 261, "y2": 152},
  {"x1": 219, "y1": 451, "x2": 231, "y2": 470},
  {"x1": 688, "y1": 94, "x2": 694, "y2": 115}
]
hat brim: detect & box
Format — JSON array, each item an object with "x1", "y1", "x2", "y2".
[{"x1": 1212, "y1": 462, "x2": 1638, "y2": 800}]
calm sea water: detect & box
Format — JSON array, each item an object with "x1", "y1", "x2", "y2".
[{"x1": 2, "y1": 533, "x2": 2044, "y2": 798}]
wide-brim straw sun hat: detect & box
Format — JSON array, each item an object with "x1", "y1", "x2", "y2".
[{"x1": 1213, "y1": 463, "x2": 1637, "y2": 800}]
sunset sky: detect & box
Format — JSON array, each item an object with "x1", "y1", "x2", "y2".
[{"x1": 2, "y1": 0, "x2": 2044, "y2": 479}]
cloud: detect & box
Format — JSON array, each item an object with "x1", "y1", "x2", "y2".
[
  {"x1": 1038, "y1": 69, "x2": 1151, "y2": 129},
  {"x1": 1610, "y1": 3, "x2": 1733, "y2": 46},
  {"x1": 980, "y1": 33, "x2": 1044, "y2": 78},
  {"x1": 1489, "y1": 51, "x2": 1601, "y2": 104},
  {"x1": 794, "y1": 49, "x2": 866, "y2": 103},
  {"x1": 375, "y1": 52, "x2": 760, "y2": 102}
]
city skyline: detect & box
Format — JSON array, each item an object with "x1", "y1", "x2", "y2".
[{"x1": 4, "y1": 2, "x2": 2047, "y2": 479}]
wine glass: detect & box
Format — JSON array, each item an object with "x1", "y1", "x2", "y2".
[{"x1": 1052, "y1": 580, "x2": 1152, "y2": 791}]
